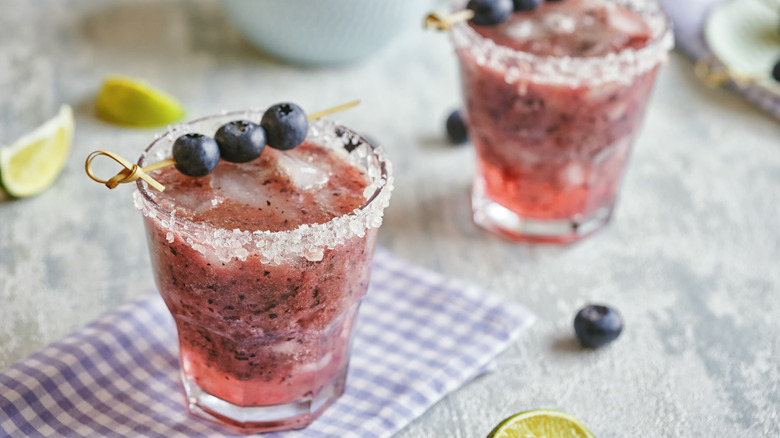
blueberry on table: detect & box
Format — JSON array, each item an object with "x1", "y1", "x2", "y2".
[
  {"x1": 446, "y1": 110, "x2": 469, "y2": 145},
  {"x1": 261, "y1": 102, "x2": 308, "y2": 151},
  {"x1": 772, "y1": 59, "x2": 780, "y2": 83},
  {"x1": 467, "y1": 0, "x2": 514, "y2": 26},
  {"x1": 214, "y1": 120, "x2": 266, "y2": 163},
  {"x1": 574, "y1": 304, "x2": 623, "y2": 348},
  {"x1": 172, "y1": 133, "x2": 220, "y2": 177},
  {"x1": 513, "y1": 0, "x2": 543, "y2": 11}
]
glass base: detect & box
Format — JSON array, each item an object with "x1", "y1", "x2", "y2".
[
  {"x1": 182, "y1": 371, "x2": 346, "y2": 433},
  {"x1": 471, "y1": 182, "x2": 613, "y2": 244}
]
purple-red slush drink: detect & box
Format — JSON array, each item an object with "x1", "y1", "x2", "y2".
[
  {"x1": 134, "y1": 112, "x2": 393, "y2": 432},
  {"x1": 452, "y1": 0, "x2": 673, "y2": 243}
]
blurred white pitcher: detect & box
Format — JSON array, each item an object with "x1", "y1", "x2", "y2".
[{"x1": 221, "y1": 0, "x2": 438, "y2": 65}]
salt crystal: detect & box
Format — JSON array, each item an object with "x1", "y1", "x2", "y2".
[
  {"x1": 304, "y1": 246, "x2": 325, "y2": 262},
  {"x1": 504, "y1": 66, "x2": 521, "y2": 85},
  {"x1": 349, "y1": 219, "x2": 363, "y2": 236},
  {"x1": 166, "y1": 232, "x2": 174, "y2": 243},
  {"x1": 132, "y1": 191, "x2": 144, "y2": 211}
]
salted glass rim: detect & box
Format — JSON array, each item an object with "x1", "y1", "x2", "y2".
[
  {"x1": 450, "y1": 0, "x2": 675, "y2": 86},
  {"x1": 134, "y1": 109, "x2": 394, "y2": 264}
]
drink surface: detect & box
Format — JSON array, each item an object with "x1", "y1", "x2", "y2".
[
  {"x1": 150, "y1": 141, "x2": 370, "y2": 232},
  {"x1": 471, "y1": 0, "x2": 652, "y2": 57}
]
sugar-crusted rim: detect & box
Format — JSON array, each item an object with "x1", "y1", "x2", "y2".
[
  {"x1": 134, "y1": 110, "x2": 394, "y2": 265},
  {"x1": 450, "y1": 0, "x2": 675, "y2": 87}
]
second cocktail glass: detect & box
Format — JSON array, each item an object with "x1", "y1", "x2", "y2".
[
  {"x1": 451, "y1": 0, "x2": 673, "y2": 243},
  {"x1": 134, "y1": 111, "x2": 393, "y2": 432}
]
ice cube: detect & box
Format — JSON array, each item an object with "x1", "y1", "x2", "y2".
[
  {"x1": 607, "y1": 103, "x2": 628, "y2": 122},
  {"x1": 317, "y1": 352, "x2": 333, "y2": 370},
  {"x1": 544, "y1": 13, "x2": 576, "y2": 34},
  {"x1": 506, "y1": 20, "x2": 536, "y2": 40},
  {"x1": 164, "y1": 194, "x2": 208, "y2": 215},
  {"x1": 606, "y1": 6, "x2": 650, "y2": 39},
  {"x1": 313, "y1": 189, "x2": 341, "y2": 219},
  {"x1": 210, "y1": 162, "x2": 276, "y2": 209},
  {"x1": 272, "y1": 339, "x2": 301, "y2": 356},
  {"x1": 273, "y1": 152, "x2": 330, "y2": 191},
  {"x1": 561, "y1": 163, "x2": 586, "y2": 187},
  {"x1": 586, "y1": 81, "x2": 622, "y2": 101}
]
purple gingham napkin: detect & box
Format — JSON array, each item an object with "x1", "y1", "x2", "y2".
[
  {"x1": 0, "y1": 248, "x2": 534, "y2": 438},
  {"x1": 659, "y1": 0, "x2": 780, "y2": 120}
]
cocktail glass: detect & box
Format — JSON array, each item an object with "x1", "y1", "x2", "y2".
[
  {"x1": 451, "y1": 0, "x2": 673, "y2": 243},
  {"x1": 133, "y1": 111, "x2": 393, "y2": 432}
]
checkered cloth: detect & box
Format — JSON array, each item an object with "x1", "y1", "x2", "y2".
[
  {"x1": 659, "y1": 0, "x2": 780, "y2": 120},
  {"x1": 0, "y1": 248, "x2": 534, "y2": 437}
]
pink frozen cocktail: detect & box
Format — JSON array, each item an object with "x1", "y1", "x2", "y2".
[
  {"x1": 452, "y1": 0, "x2": 673, "y2": 243},
  {"x1": 134, "y1": 111, "x2": 393, "y2": 432}
]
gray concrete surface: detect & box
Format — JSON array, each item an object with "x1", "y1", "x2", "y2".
[{"x1": 0, "y1": 1, "x2": 778, "y2": 436}]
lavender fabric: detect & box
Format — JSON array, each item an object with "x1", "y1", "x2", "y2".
[
  {"x1": 0, "y1": 248, "x2": 535, "y2": 438},
  {"x1": 659, "y1": 0, "x2": 780, "y2": 120}
]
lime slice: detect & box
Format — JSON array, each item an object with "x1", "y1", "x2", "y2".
[
  {"x1": 0, "y1": 105, "x2": 75, "y2": 198},
  {"x1": 95, "y1": 76, "x2": 185, "y2": 127},
  {"x1": 487, "y1": 410, "x2": 595, "y2": 438}
]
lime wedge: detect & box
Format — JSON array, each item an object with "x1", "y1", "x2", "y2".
[
  {"x1": 95, "y1": 76, "x2": 185, "y2": 127},
  {"x1": 0, "y1": 105, "x2": 75, "y2": 198},
  {"x1": 487, "y1": 410, "x2": 595, "y2": 438}
]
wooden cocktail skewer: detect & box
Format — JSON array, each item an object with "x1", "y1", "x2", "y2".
[
  {"x1": 424, "y1": 9, "x2": 475, "y2": 31},
  {"x1": 85, "y1": 100, "x2": 360, "y2": 192},
  {"x1": 306, "y1": 100, "x2": 360, "y2": 120},
  {"x1": 85, "y1": 150, "x2": 170, "y2": 192}
]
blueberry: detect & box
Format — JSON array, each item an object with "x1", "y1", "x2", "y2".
[
  {"x1": 772, "y1": 59, "x2": 780, "y2": 83},
  {"x1": 467, "y1": 0, "x2": 513, "y2": 26},
  {"x1": 513, "y1": 0, "x2": 543, "y2": 11},
  {"x1": 260, "y1": 102, "x2": 308, "y2": 151},
  {"x1": 172, "y1": 133, "x2": 220, "y2": 177},
  {"x1": 214, "y1": 120, "x2": 266, "y2": 163},
  {"x1": 574, "y1": 304, "x2": 623, "y2": 348},
  {"x1": 446, "y1": 110, "x2": 469, "y2": 145}
]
